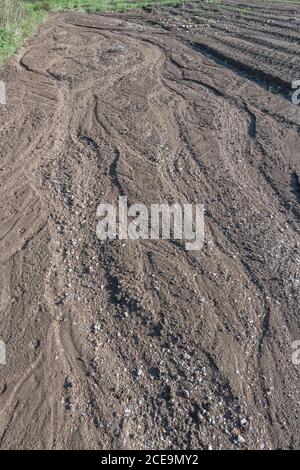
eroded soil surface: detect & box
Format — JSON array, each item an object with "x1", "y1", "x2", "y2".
[{"x1": 0, "y1": 0, "x2": 300, "y2": 450}]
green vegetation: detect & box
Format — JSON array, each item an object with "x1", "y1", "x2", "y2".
[
  {"x1": 27, "y1": 0, "x2": 183, "y2": 13},
  {"x1": 0, "y1": 0, "x2": 46, "y2": 63}
]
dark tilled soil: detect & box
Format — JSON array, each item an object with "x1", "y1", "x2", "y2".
[{"x1": 0, "y1": 0, "x2": 300, "y2": 450}]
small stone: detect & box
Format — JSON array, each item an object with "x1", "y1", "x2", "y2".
[
  {"x1": 91, "y1": 323, "x2": 101, "y2": 333},
  {"x1": 181, "y1": 389, "x2": 190, "y2": 399}
]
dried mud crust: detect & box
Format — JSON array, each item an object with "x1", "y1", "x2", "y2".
[{"x1": 0, "y1": 0, "x2": 300, "y2": 450}]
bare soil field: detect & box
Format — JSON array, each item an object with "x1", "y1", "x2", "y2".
[{"x1": 0, "y1": 0, "x2": 300, "y2": 450}]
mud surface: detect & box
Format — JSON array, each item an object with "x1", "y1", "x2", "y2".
[{"x1": 0, "y1": 1, "x2": 300, "y2": 450}]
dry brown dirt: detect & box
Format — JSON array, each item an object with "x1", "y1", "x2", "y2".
[{"x1": 0, "y1": 0, "x2": 300, "y2": 450}]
